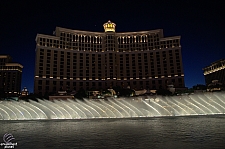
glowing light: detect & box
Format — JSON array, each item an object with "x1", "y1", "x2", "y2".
[{"x1": 103, "y1": 20, "x2": 116, "y2": 32}]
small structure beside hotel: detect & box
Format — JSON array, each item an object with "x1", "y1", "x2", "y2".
[{"x1": 49, "y1": 91, "x2": 74, "y2": 100}]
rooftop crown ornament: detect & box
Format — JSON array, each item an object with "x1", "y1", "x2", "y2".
[{"x1": 103, "y1": 20, "x2": 116, "y2": 32}]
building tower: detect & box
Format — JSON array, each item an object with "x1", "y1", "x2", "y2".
[
  {"x1": 203, "y1": 59, "x2": 225, "y2": 85},
  {"x1": 0, "y1": 55, "x2": 23, "y2": 97},
  {"x1": 34, "y1": 21, "x2": 185, "y2": 95}
]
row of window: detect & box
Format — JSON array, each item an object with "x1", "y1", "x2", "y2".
[
  {"x1": 38, "y1": 40, "x2": 180, "y2": 51},
  {"x1": 39, "y1": 49, "x2": 181, "y2": 60},
  {"x1": 36, "y1": 78, "x2": 184, "y2": 92},
  {"x1": 58, "y1": 32, "x2": 177, "y2": 45},
  {"x1": 38, "y1": 48, "x2": 182, "y2": 74}
]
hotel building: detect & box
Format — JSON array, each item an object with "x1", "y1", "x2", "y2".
[
  {"x1": 203, "y1": 59, "x2": 225, "y2": 85},
  {"x1": 0, "y1": 55, "x2": 23, "y2": 97},
  {"x1": 34, "y1": 20, "x2": 185, "y2": 95}
]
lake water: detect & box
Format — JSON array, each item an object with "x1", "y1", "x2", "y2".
[{"x1": 0, "y1": 116, "x2": 225, "y2": 149}]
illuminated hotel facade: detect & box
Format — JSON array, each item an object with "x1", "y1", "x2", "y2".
[
  {"x1": 0, "y1": 55, "x2": 23, "y2": 97},
  {"x1": 203, "y1": 59, "x2": 225, "y2": 85},
  {"x1": 34, "y1": 20, "x2": 185, "y2": 95}
]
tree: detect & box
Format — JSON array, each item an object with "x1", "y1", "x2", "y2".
[
  {"x1": 112, "y1": 86, "x2": 122, "y2": 95},
  {"x1": 193, "y1": 84, "x2": 207, "y2": 90},
  {"x1": 0, "y1": 88, "x2": 6, "y2": 100},
  {"x1": 119, "y1": 88, "x2": 135, "y2": 97},
  {"x1": 156, "y1": 89, "x2": 172, "y2": 96},
  {"x1": 74, "y1": 88, "x2": 87, "y2": 99},
  {"x1": 19, "y1": 93, "x2": 41, "y2": 102}
]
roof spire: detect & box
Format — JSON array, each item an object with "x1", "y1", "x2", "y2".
[{"x1": 103, "y1": 20, "x2": 116, "y2": 32}]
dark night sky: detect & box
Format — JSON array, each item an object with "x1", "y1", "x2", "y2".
[{"x1": 0, "y1": 1, "x2": 224, "y2": 93}]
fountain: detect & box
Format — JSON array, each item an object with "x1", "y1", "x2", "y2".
[{"x1": 0, "y1": 92, "x2": 225, "y2": 120}]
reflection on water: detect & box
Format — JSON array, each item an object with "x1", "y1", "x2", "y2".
[{"x1": 0, "y1": 116, "x2": 225, "y2": 149}]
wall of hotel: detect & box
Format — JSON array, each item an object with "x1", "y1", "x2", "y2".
[
  {"x1": 0, "y1": 56, "x2": 23, "y2": 96},
  {"x1": 203, "y1": 60, "x2": 225, "y2": 85},
  {"x1": 34, "y1": 29, "x2": 185, "y2": 95},
  {"x1": 115, "y1": 33, "x2": 184, "y2": 90},
  {"x1": 204, "y1": 69, "x2": 225, "y2": 85},
  {"x1": 0, "y1": 70, "x2": 22, "y2": 95}
]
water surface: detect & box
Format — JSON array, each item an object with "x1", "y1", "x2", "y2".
[{"x1": 0, "y1": 116, "x2": 225, "y2": 149}]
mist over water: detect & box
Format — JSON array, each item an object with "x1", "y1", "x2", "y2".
[
  {"x1": 0, "y1": 116, "x2": 225, "y2": 149},
  {"x1": 1, "y1": 92, "x2": 225, "y2": 120}
]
